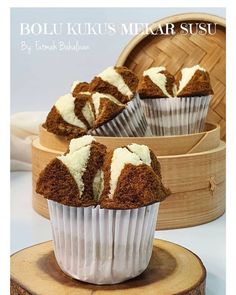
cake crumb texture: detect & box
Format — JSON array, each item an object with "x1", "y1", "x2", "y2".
[{"x1": 43, "y1": 106, "x2": 87, "y2": 140}]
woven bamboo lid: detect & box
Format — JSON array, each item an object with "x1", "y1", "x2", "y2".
[{"x1": 116, "y1": 13, "x2": 226, "y2": 140}]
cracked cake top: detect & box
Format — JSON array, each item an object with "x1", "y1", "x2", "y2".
[{"x1": 36, "y1": 136, "x2": 170, "y2": 209}]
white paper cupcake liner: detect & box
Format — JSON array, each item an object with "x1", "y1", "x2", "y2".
[
  {"x1": 48, "y1": 200, "x2": 159, "y2": 285},
  {"x1": 91, "y1": 94, "x2": 152, "y2": 137},
  {"x1": 141, "y1": 96, "x2": 211, "y2": 136}
]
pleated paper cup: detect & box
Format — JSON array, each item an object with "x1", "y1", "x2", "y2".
[
  {"x1": 141, "y1": 96, "x2": 211, "y2": 136},
  {"x1": 48, "y1": 200, "x2": 159, "y2": 285},
  {"x1": 91, "y1": 94, "x2": 152, "y2": 137}
]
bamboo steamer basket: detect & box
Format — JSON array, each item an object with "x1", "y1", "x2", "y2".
[
  {"x1": 32, "y1": 125, "x2": 225, "y2": 229},
  {"x1": 116, "y1": 13, "x2": 226, "y2": 140},
  {"x1": 31, "y1": 13, "x2": 226, "y2": 229}
]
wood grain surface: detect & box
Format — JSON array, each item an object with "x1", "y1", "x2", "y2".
[{"x1": 11, "y1": 240, "x2": 206, "y2": 295}]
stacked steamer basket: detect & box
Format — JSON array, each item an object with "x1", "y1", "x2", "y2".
[{"x1": 32, "y1": 13, "x2": 226, "y2": 229}]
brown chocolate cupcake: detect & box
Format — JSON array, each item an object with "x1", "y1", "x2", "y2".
[
  {"x1": 37, "y1": 137, "x2": 170, "y2": 284},
  {"x1": 138, "y1": 65, "x2": 213, "y2": 136}
]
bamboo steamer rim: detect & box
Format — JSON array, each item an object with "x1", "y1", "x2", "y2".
[
  {"x1": 117, "y1": 13, "x2": 226, "y2": 66},
  {"x1": 38, "y1": 122, "x2": 221, "y2": 157},
  {"x1": 33, "y1": 136, "x2": 225, "y2": 159},
  {"x1": 39, "y1": 122, "x2": 219, "y2": 140},
  {"x1": 37, "y1": 122, "x2": 222, "y2": 157},
  {"x1": 116, "y1": 13, "x2": 226, "y2": 141},
  {"x1": 161, "y1": 140, "x2": 225, "y2": 159}
]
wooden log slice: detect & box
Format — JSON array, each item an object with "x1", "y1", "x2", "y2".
[{"x1": 11, "y1": 240, "x2": 206, "y2": 295}]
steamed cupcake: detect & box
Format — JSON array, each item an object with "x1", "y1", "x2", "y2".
[
  {"x1": 138, "y1": 65, "x2": 213, "y2": 136},
  {"x1": 36, "y1": 136, "x2": 170, "y2": 284},
  {"x1": 89, "y1": 66, "x2": 151, "y2": 136}
]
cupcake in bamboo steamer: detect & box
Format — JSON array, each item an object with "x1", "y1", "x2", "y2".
[
  {"x1": 32, "y1": 13, "x2": 226, "y2": 229},
  {"x1": 43, "y1": 66, "x2": 151, "y2": 138},
  {"x1": 138, "y1": 65, "x2": 213, "y2": 136}
]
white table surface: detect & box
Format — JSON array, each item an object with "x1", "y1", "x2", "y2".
[{"x1": 11, "y1": 171, "x2": 226, "y2": 295}]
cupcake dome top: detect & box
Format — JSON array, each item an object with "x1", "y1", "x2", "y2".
[
  {"x1": 138, "y1": 64, "x2": 213, "y2": 99},
  {"x1": 176, "y1": 65, "x2": 214, "y2": 97},
  {"x1": 138, "y1": 66, "x2": 175, "y2": 98},
  {"x1": 36, "y1": 135, "x2": 170, "y2": 209},
  {"x1": 100, "y1": 144, "x2": 169, "y2": 209}
]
